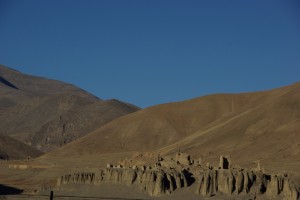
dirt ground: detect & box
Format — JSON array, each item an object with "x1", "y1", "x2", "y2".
[{"x1": 1, "y1": 152, "x2": 299, "y2": 200}]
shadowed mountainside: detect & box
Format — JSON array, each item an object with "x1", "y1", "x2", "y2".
[
  {"x1": 0, "y1": 64, "x2": 140, "y2": 153},
  {"x1": 45, "y1": 82, "x2": 300, "y2": 172},
  {"x1": 0, "y1": 135, "x2": 42, "y2": 160}
]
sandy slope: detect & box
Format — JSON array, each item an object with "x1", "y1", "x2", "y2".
[
  {"x1": 44, "y1": 83, "x2": 300, "y2": 172},
  {"x1": 1, "y1": 82, "x2": 300, "y2": 199}
]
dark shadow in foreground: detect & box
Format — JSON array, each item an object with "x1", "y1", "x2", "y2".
[
  {"x1": 0, "y1": 184, "x2": 23, "y2": 195},
  {"x1": 0, "y1": 77, "x2": 19, "y2": 90}
]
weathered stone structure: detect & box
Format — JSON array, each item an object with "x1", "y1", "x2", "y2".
[
  {"x1": 219, "y1": 155, "x2": 231, "y2": 169},
  {"x1": 194, "y1": 169, "x2": 299, "y2": 200},
  {"x1": 57, "y1": 167, "x2": 193, "y2": 196},
  {"x1": 56, "y1": 153, "x2": 299, "y2": 199},
  {"x1": 157, "y1": 152, "x2": 193, "y2": 169}
]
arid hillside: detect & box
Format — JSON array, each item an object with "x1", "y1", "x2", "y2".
[
  {"x1": 0, "y1": 64, "x2": 139, "y2": 153},
  {"x1": 45, "y1": 82, "x2": 300, "y2": 171},
  {"x1": 1, "y1": 82, "x2": 300, "y2": 200},
  {"x1": 0, "y1": 135, "x2": 43, "y2": 160}
]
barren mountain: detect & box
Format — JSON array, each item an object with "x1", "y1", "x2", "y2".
[
  {"x1": 0, "y1": 64, "x2": 139, "y2": 152},
  {"x1": 2, "y1": 82, "x2": 300, "y2": 200},
  {"x1": 46, "y1": 82, "x2": 300, "y2": 171}
]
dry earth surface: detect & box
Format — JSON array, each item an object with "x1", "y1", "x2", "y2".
[
  {"x1": 0, "y1": 66, "x2": 299, "y2": 199},
  {"x1": 46, "y1": 82, "x2": 300, "y2": 174}
]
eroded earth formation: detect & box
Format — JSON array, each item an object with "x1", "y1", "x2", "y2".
[{"x1": 57, "y1": 153, "x2": 299, "y2": 199}]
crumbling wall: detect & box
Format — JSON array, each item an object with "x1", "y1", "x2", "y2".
[
  {"x1": 58, "y1": 172, "x2": 95, "y2": 186},
  {"x1": 57, "y1": 167, "x2": 193, "y2": 196},
  {"x1": 219, "y1": 155, "x2": 231, "y2": 169},
  {"x1": 159, "y1": 152, "x2": 193, "y2": 168},
  {"x1": 195, "y1": 169, "x2": 299, "y2": 200},
  {"x1": 56, "y1": 153, "x2": 299, "y2": 199}
]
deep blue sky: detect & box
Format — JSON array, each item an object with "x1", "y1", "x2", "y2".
[{"x1": 0, "y1": 0, "x2": 300, "y2": 108}]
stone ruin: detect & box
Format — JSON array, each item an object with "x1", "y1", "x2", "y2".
[
  {"x1": 219, "y1": 155, "x2": 231, "y2": 169},
  {"x1": 56, "y1": 153, "x2": 300, "y2": 199},
  {"x1": 157, "y1": 152, "x2": 193, "y2": 169},
  {"x1": 58, "y1": 165, "x2": 193, "y2": 196}
]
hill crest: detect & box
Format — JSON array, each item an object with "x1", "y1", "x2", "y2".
[
  {"x1": 44, "y1": 82, "x2": 300, "y2": 173},
  {"x1": 0, "y1": 64, "x2": 140, "y2": 153}
]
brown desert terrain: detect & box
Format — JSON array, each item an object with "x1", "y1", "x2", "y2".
[
  {"x1": 0, "y1": 67, "x2": 299, "y2": 199},
  {"x1": 47, "y1": 82, "x2": 300, "y2": 172}
]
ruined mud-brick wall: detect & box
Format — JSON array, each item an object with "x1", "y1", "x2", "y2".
[
  {"x1": 158, "y1": 152, "x2": 193, "y2": 169},
  {"x1": 194, "y1": 168, "x2": 299, "y2": 200},
  {"x1": 56, "y1": 153, "x2": 299, "y2": 200},
  {"x1": 57, "y1": 167, "x2": 193, "y2": 196}
]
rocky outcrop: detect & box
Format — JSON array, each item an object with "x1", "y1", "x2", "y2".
[
  {"x1": 58, "y1": 172, "x2": 95, "y2": 185},
  {"x1": 195, "y1": 169, "x2": 299, "y2": 200},
  {"x1": 57, "y1": 167, "x2": 194, "y2": 196},
  {"x1": 219, "y1": 155, "x2": 231, "y2": 169},
  {"x1": 56, "y1": 153, "x2": 299, "y2": 199},
  {"x1": 266, "y1": 174, "x2": 299, "y2": 200}
]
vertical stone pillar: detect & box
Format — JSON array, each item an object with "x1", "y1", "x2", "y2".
[{"x1": 219, "y1": 155, "x2": 231, "y2": 169}]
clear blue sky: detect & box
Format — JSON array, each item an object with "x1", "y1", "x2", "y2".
[{"x1": 0, "y1": 0, "x2": 300, "y2": 108}]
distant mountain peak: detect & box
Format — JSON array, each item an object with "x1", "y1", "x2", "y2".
[{"x1": 0, "y1": 64, "x2": 140, "y2": 156}]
